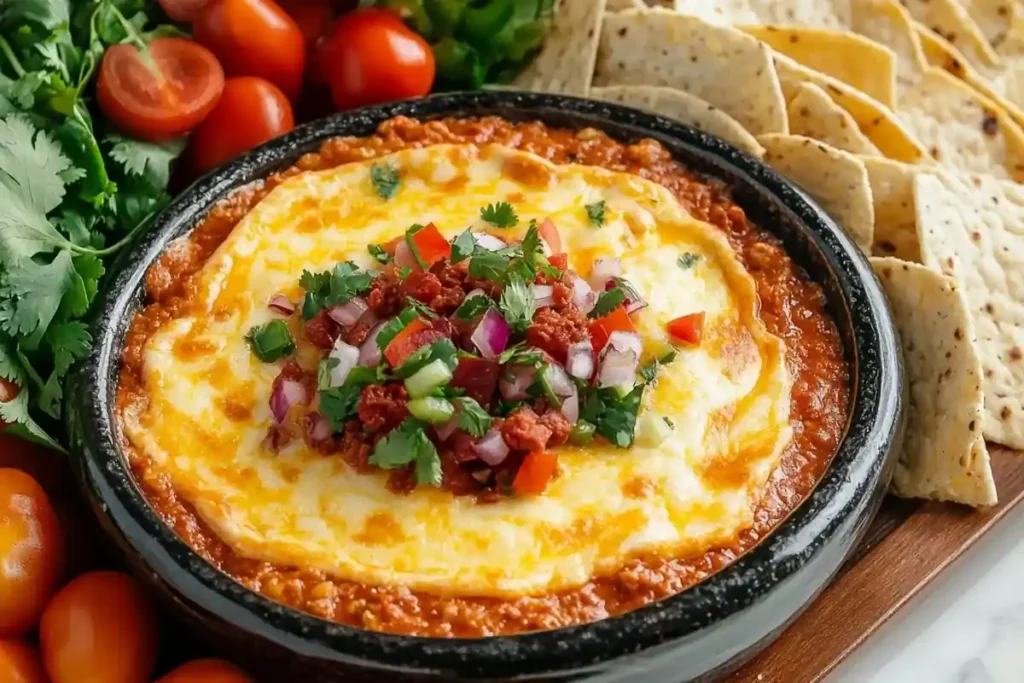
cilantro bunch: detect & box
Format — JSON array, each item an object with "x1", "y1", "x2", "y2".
[{"x1": 0, "y1": 0, "x2": 186, "y2": 450}]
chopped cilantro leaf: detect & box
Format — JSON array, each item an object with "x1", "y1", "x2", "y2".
[
  {"x1": 585, "y1": 200, "x2": 606, "y2": 226},
  {"x1": 299, "y1": 262, "x2": 371, "y2": 319},
  {"x1": 584, "y1": 384, "x2": 645, "y2": 447},
  {"x1": 370, "y1": 161, "x2": 400, "y2": 199},
  {"x1": 376, "y1": 307, "x2": 420, "y2": 352},
  {"x1": 450, "y1": 228, "x2": 476, "y2": 264},
  {"x1": 453, "y1": 292, "x2": 493, "y2": 320},
  {"x1": 319, "y1": 366, "x2": 382, "y2": 428},
  {"x1": 454, "y1": 397, "x2": 492, "y2": 437},
  {"x1": 404, "y1": 223, "x2": 427, "y2": 270},
  {"x1": 395, "y1": 338, "x2": 459, "y2": 378},
  {"x1": 520, "y1": 223, "x2": 543, "y2": 272},
  {"x1": 468, "y1": 249, "x2": 509, "y2": 282},
  {"x1": 246, "y1": 320, "x2": 295, "y2": 362},
  {"x1": 398, "y1": 266, "x2": 412, "y2": 280},
  {"x1": 639, "y1": 349, "x2": 678, "y2": 384},
  {"x1": 480, "y1": 201, "x2": 518, "y2": 228},
  {"x1": 499, "y1": 275, "x2": 536, "y2": 333},
  {"x1": 369, "y1": 419, "x2": 442, "y2": 487},
  {"x1": 405, "y1": 297, "x2": 438, "y2": 319},
  {"x1": 498, "y1": 344, "x2": 543, "y2": 366},
  {"x1": 368, "y1": 244, "x2": 392, "y2": 264},
  {"x1": 415, "y1": 438, "x2": 443, "y2": 486},
  {"x1": 677, "y1": 252, "x2": 702, "y2": 270},
  {"x1": 589, "y1": 288, "x2": 627, "y2": 318},
  {"x1": 664, "y1": 416, "x2": 676, "y2": 429},
  {"x1": 538, "y1": 261, "x2": 564, "y2": 280},
  {"x1": 494, "y1": 398, "x2": 526, "y2": 417}
]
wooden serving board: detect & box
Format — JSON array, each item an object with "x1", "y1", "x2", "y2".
[{"x1": 726, "y1": 445, "x2": 1024, "y2": 683}]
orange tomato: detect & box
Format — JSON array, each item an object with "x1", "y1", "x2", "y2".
[
  {"x1": 513, "y1": 451, "x2": 558, "y2": 495},
  {"x1": 383, "y1": 318, "x2": 430, "y2": 368},
  {"x1": 190, "y1": 77, "x2": 295, "y2": 174},
  {"x1": 158, "y1": 0, "x2": 213, "y2": 22},
  {"x1": 194, "y1": 0, "x2": 306, "y2": 100},
  {"x1": 96, "y1": 38, "x2": 225, "y2": 142},
  {"x1": 278, "y1": 0, "x2": 334, "y2": 45},
  {"x1": 0, "y1": 469, "x2": 63, "y2": 636},
  {"x1": 588, "y1": 306, "x2": 636, "y2": 355},
  {"x1": 665, "y1": 312, "x2": 705, "y2": 345},
  {"x1": 40, "y1": 571, "x2": 158, "y2": 683},
  {"x1": 0, "y1": 640, "x2": 48, "y2": 683},
  {"x1": 157, "y1": 659, "x2": 255, "y2": 683},
  {"x1": 408, "y1": 223, "x2": 451, "y2": 268}
]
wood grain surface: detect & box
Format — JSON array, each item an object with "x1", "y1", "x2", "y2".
[{"x1": 726, "y1": 446, "x2": 1024, "y2": 683}]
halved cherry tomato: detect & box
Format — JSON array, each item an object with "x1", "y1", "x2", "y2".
[
  {"x1": 190, "y1": 76, "x2": 294, "y2": 174},
  {"x1": 513, "y1": 451, "x2": 559, "y2": 495},
  {"x1": 0, "y1": 640, "x2": 47, "y2": 683},
  {"x1": 409, "y1": 223, "x2": 451, "y2": 268},
  {"x1": 383, "y1": 319, "x2": 438, "y2": 368},
  {"x1": 96, "y1": 38, "x2": 225, "y2": 142},
  {"x1": 320, "y1": 7, "x2": 434, "y2": 110},
  {"x1": 666, "y1": 312, "x2": 705, "y2": 345},
  {"x1": 279, "y1": 0, "x2": 334, "y2": 45},
  {"x1": 194, "y1": 0, "x2": 306, "y2": 99},
  {"x1": 158, "y1": 0, "x2": 213, "y2": 22},
  {"x1": 40, "y1": 571, "x2": 158, "y2": 683},
  {"x1": 0, "y1": 469, "x2": 63, "y2": 637},
  {"x1": 538, "y1": 218, "x2": 562, "y2": 254},
  {"x1": 157, "y1": 659, "x2": 255, "y2": 683},
  {"x1": 589, "y1": 306, "x2": 636, "y2": 355}
]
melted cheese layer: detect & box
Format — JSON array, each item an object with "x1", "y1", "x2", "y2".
[{"x1": 123, "y1": 144, "x2": 792, "y2": 597}]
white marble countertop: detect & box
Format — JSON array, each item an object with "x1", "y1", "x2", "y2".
[{"x1": 826, "y1": 505, "x2": 1024, "y2": 683}]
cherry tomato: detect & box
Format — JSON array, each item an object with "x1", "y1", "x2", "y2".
[
  {"x1": 190, "y1": 77, "x2": 295, "y2": 174},
  {"x1": 665, "y1": 312, "x2": 705, "y2": 345},
  {"x1": 0, "y1": 378, "x2": 17, "y2": 429},
  {"x1": 158, "y1": 0, "x2": 213, "y2": 22},
  {"x1": 278, "y1": 0, "x2": 333, "y2": 45},
  {"x1": 0, "y1": 640, "x2": 48, "y2": 683},
  {"x1": 0, "y1": 469, "x2": 63, "y2": 637},
  {"x1": 513, "y1": 451, "x2": 559, "y2": 495},
  {"x1": 588, "y1": 306, "x2": 636, "y2": 355},
  {"x1": 40, "y1": 571, "x2": 158, "y2": 683},
  {"x1": 157, "y1": 659, "x2": 255, "y2": 683},
  {"x1": 97, "y1": 38, "x2": 225, "y2": 142},
  {"x1": 320, "y1": 7, "x2": 434, "y2": 110},
  {"x1": 194, "y1": 0, "x2": 306, "y2": 100}
]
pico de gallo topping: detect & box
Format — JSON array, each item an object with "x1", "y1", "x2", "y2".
[{"x1": 247, "y1": 205, "x2": 703, "y2": 498}]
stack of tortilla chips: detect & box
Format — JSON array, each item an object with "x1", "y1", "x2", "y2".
[{"x1": 514, "y1": 0, "x2": 1024, "y2": 507}]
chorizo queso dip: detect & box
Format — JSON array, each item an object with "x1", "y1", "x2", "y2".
[{"x1": 116, "y1": 116, "x2": 849, "y2": 637}]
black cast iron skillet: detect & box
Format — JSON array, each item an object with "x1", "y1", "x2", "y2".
[{"x1": 66, "y1": 91, "x2": 905, "y2": 682}]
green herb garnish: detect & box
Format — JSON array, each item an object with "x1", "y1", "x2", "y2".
[
  {"x1": 499, "y1": 274, "x2": 536, "y2": 333},
  {"x1": 319, "y1": 366, "x2": 384, "y2": 428},
  {"x1": 368, "y1": 244, "x2": 392, "y2": 264},
  {"x1": 453, "y1": 292, "x2": 493, "y2": 320},
  {"x1": 480, "y1": 201, "x2": 518, "y2": 228},
  {"x1": 579, "y1": 384, "x2": 645, "y2": 448},
  {"x1": 468, "y1": 249, "x2": 510, "y2": 282},
  {"x1": 585, "y1": 200, "x2": 606, "y2": 226},
  {"x1": 454, "y1": 396, "x2": 492, "y2": 437},
  {"x1": 677, "y1": 252, "x2": 702, "y2": 270},
  {"x1": 370, "y1": 161, "x2": 400, "y2": 199},
  {"x1": 639, "y1": 349, "x2": 678, "y2": 384},
  {"x1": 395, "y1": 338, "x2": 459, "y2": 378},
  {"x1": 299, "y1": 262, "x2": 372, "y2": 319},
  {"x1": 376, "y1": 306, "x2": 420, "y2": 352},
  {"x1": 369, "y1": 419, "x2": 442, "y2": 486},
  {"x1": 451, "y1": 228, "x2": 476, "y2": 264},
  {"x1": 246, "y1": 320, "x2": 296, "y2": 362},
  {"x1": 589, "y1": 288, "x2": 627, "y2": 318}
]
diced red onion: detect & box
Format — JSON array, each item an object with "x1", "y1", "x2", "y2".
[
  {"x1": 473, "y1": 233, "x2": 505, "y2": 251},
  {"x1": 560, "y1": 390, "x2": 579, "y2": 424},
  {"x1": 395, "y1": 239, "x2": 417, "y2": 269},
  {"x1": 328, "y1": 297, "x2": 369, "y2": 327},
  {"x1": 470, "y1": 308, "x2": 510, "y2": 360},
  {"x1": 543, "y1": 363, "x2": 575, "y2": 398},
  {"x1": 566, "y1": 341, "x2": 595, "y2": 380},
  {"x1": 500, "y1": 365, "x2": 536, "y2": 401},
  {"x1": 572, "y1": 277, "x2": 596, "y2": 315},
  {"x1": 616, "y1": 279, "x2": 648, "y2": 314},
  {"x1": 328, "y1": 339, "x2": 360, "y2": 387},
  {"x1": 589, "y1": 258, "x2": 621, "y2": 291},
  {"x1": 434, "y1": 414, "x2": 460, "y2": 442},
  {"x1": 473, "y1": 429, "x2": 510, "y2": 466},
  {"x1": 270, "y1": 379, "x2": 307, "y2": 423},
  {"x1": 359, "y1": 321, "x2": 387, "y2": 367},
  {"x1": 597, "y1": 331, "x2": 642, "y2": 388},
  {"x1": 533, "y1": 284, "x2": 555, "y2": 308},
  {"x1": 268, "y1": 295, "x2": 295, "y2": 316},
  {"x1": 308, "y1": 412, "x2": 333, "y2": 441}
]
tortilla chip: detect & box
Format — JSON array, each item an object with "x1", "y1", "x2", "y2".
[
  {"x1": 848, "y1": 0, "x2": 928, "y2": 93},
  {"x1": 914, "y1": 171, "x2": 1024, "y2": 449},
  {"x1": 594, "y1": 9, "x2": 788, "y2": 135},
  {"x1": 787, "y1": 82, "x2": 882, "y2": 156},
  {"x1": 863, "y1": 157, "x2": 921, "y2": 261},
  {"x1": 511, "y1": 0, "x2": 607, "y2": 97},
  {"x1": 773, "y1": 53, "x2": 928, "y2": 162},
  {"x1": 740, "y1": 25, "x2": 897, "y2": 108},
  {"x1": 870, "y1": 257, "x2": 997, "y2": 507},
  {"x1": 590, "y1": 85, "x2": 766, "y2": 157},
  {"x1": 895, "y1": 67, "x2": 1024, "y2": 181},
  {"x1": 670, "y1": 0, "x2": 849, "y2": 27},
  {"x1": 759, "y1": 134, "x2": 874, "y2": 252},
  {"x1": 900, "y1": 0, "x2": 1000, "y2": 68},
  {"x1": 958, "y1": 0, "x2": 1018, "y2": 48},
  {"x1": 606, "y1": 0, "x2": 645, "y2": 9}
]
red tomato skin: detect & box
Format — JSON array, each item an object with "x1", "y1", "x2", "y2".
[
  {"x1": 190, "y1": 76, "x2": 295, "y2": 174},
  {"x1": 157, "y1": 658, "x2": 255, "y2": 683},
  {"x1": 0, "y1": 469, "x2": 63, "y2": 637},
  {"x1": 588, "y1": 306, "x2": 636, "y2": 355},
  {"x1": 513, "y1": 451, "x2": 558, "y2": 495},
  {"x1": 194, "y1": 0, "x2": 306, "y2": 100},
  {"x1": 158, "y1": 0, "x2": 213, "y2": 22},
  {"x1": 0, "y1": 378, "x2": 17, "y2": 429},
  {"x1": 96, "y1": 38, "x2": 225, "y2": 142},
  {"x1": 666, "y1": 312, "x2": 705, "y2": 345},
  {"x1": 40, "y1": 571, "x2": 158, "y2": 683},
  {"x1": 321, "y1": 8, "x2": 434, "y2": 110},
  {"x1": 0, "y1": 639, "x2": 48, "y2": 683},
  {"x1": 278, "y1": 0, "x2": 334, "y2": 45}
]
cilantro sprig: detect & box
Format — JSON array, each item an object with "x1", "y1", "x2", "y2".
[
  {"x1": 369, "y1": 418, "x2": 442, "y2": 486},
  {"x1": 299, "y1": 262, "x2": 372, "y2": 320},
  {"x1": 370, "y1": 161, "x2": 400, "y2": 199},
  {"x1": 585, "y1": 200, "x2": 605, "y2": 227},
  {"x1": 480, "y1": 201, "x2": 518, "y2": 228}
]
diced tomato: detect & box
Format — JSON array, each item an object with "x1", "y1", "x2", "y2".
[
  {"x1": 588, "y1": 306, "x2": 636, "y2": 354},
  {"x1": 383, "y1": 319, "x2": 449, "y2": 368},
  {"x1": 381, "y1": 236, "x2": 403, "y2": 256},
  {"x1": 538, "y1": 218, "x2": 562, "y2": 254},
  {"x1": 513, "y1": 451, "x2": 559, "y2": 495},
  {"x1": 548, "y1": 253, "x2": 568, "y2": 271},
  {"x1": 409, "y1": 223, "x2": 451, "y2": 268},
  {"x1": 665, "y1": 312, "x2": 705, "y2": 345}
]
